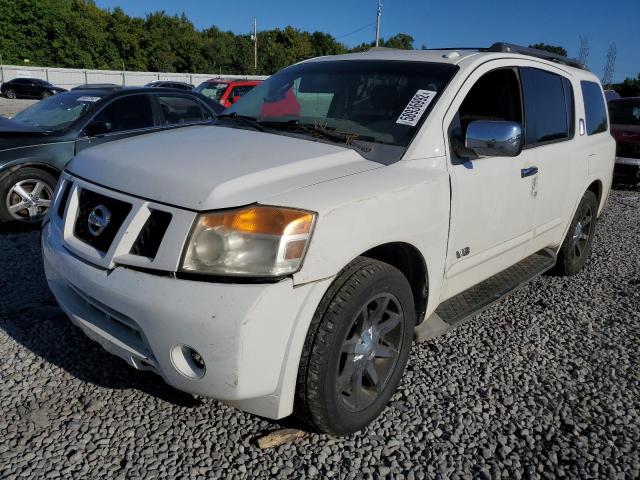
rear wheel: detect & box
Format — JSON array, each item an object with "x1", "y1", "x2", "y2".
[
  {"x1": 550, "y1": 190, "x2": 599, "y2": 276},
  {"x1": 0, "y1": 168, "x2": 57, "y2": 224},
  {"x1": 5, "y1": 89, "x2": 16, "y2": 99},
  {"x1": 295, "y1": 257, "x2": 415, "y2": 435}
]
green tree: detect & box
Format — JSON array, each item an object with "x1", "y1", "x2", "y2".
[{"x1": 528, "y1": 43, "x2": 568, "y2": 57}]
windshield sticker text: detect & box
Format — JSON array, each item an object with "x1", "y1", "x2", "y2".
[
  {"x1": 396, "y1": 89, "x2": 437, "y2": 127},
  {"x1": 76, "y1": 96, "x2": 101, "y2": 103}
]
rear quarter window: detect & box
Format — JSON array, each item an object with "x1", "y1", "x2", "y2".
[{"x1": 581, "y1": 81, "x2": 608, "y2": 135}]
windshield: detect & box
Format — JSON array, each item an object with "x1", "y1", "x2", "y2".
[
  {"x1": 225, "y1": 60, "x2": 457, "y2": 150},
  {"x1": 609, "y1": 99, "x2": 640, "y2": 126},
  {"x1": 12, "y1": 92, "x2": 103, "y2": 131},
  {"x1": 195, "y1": 82, "x2": 228, "y2": 102}
]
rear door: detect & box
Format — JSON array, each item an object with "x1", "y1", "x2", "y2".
[
  {"x1": 520, "y1": 67, "x2": 581, "y2": 254},
  {"x1": 75, "y1": 94, "x2": 161, "y2": 153}
]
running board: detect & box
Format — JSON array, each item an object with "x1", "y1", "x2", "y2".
[{"x1": 415, "y1": 248, "x2": 556, "y2": 342}]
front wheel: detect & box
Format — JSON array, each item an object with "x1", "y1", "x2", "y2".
[
  {"x1": 41, "y1": 91, "x2": 51, "y2": 99},
  {"x1": 0, "y1": 168, "x2": 57, "y2": 224},
  {"x1": 550, "y1": 190, "x2": 599, "y2": 276},
  {"x1": 295, "y1": 257, "x2": 415, "y2": 435}
]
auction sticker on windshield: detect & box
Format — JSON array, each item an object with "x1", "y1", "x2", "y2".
[
  {"x1": 76, "y1": 96, "x2": 102, "y2": 102},
  {"x1": 396, "y1": 89, "x2": 437, "y2": 126}
]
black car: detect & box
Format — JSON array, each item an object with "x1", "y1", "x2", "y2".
[
  {"x1": 1, "y1": 78, "x2": 67, "y2": 99},
  {"x1": 145, "y1": 81, "x2": 194, "y2": 91},
  {"x1": 0, "y1": 87, "x2": 222, "y2": 223},
  {"x1": 71, "y1": 83, "x2": 122, "y2": 90}
]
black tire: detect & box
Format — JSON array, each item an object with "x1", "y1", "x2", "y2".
[
  {"x1": 41, "y1": 91, "x2": 51, "y2": 99},
  {"x1": 5, "y1": 89, "x2": 16, "y2": 99},
  {"x1": 295, "y1": 257, "x2": 415, "y2": 435},
  {"x1": 550, "y1": 190, "x2": 599, "y2": 276},
  {"x1": 0, "y1": 167, "x2": 57, "y2": 224}
]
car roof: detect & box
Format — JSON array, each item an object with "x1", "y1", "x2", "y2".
[
  {"x1": 201, "y1": 78, "x2": 260, "y2": 84},
  {"x1": 66, "y1": 86, "x2": 205, "y2": 98},
  {"x1": 609, "y1": 97, "x2": 640, "y2": 102},
  {"x1": 304, "y1": 45, "x2": 593, "y2": 79}
]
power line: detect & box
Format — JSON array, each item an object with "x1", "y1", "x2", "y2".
[{"x1": 336, "y1": 22, "x2": 375, "y2": 40}]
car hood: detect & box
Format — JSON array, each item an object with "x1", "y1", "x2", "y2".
[
  {"x1": 67, "y1": 125, "x2": 382, "y2": 210},
  {"x1": 0, "y1": 116, "x2": 53, "y2": 135}
]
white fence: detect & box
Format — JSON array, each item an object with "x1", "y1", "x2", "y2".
[{"x1": 0, "y1": 64, "x2": 266, "y2": 90}]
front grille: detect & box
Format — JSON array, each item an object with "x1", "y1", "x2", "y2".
[
  {"x1": 616, "y1": 142, "x2": 640, "y2": 159},
  {"x1": 74, "y1": 189, "x2": 132, "y2": 252},
  {"x1": 130, "y1": 209, "x2": 172, "y2": 258},
  {"x1": 57, "y1": 181, "x2": 72, "y2": 219}
]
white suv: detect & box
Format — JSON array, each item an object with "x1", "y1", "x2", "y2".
[{"x1": 42, "y1": 43, "x2": 615, "y2": 435}]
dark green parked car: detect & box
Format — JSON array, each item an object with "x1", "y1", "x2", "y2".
[{"x1": 0, "y1": 87, "x2": 222, "y2": 223}]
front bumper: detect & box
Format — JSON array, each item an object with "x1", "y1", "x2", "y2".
[{"x1": 42, "y1": 219, "x2": 331, "y2": 419}]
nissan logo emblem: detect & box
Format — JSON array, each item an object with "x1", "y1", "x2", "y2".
[{"x1": 87, "y1": 204, "x2": 111, "y2": 236}]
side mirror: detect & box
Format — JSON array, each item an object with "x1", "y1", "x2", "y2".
[
  {"x1": 465, "y1": 120, "x2": 523, "y2": 157},
  {"x1": 85, "y1": 121, "x2": 113, "y2": 137}
]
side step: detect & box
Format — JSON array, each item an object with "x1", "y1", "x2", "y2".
[{"x1": 415, "y1": 248, "x2": 556, "y2": 342}]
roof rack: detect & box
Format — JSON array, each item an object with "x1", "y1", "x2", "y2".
[{"x1": 485, "y1": 42, "x2": 585, "y2": 70}]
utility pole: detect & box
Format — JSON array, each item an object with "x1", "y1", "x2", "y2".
[
  {"x1": 375, "y1": 0, "x2": 382, "y2": 47},
  {"x1": 578, "y1": 36, "x2": 590, "y2": 68},
  {"x1": 602, "y1": 42, "x2": 617, "y2": 89},
  {"x1": 251, "y1": 18, "x2": 258, "y2": 71}
]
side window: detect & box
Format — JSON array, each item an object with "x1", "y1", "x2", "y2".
[
  {"x1": 449, "y1": 68, "x2": 523, "y2": 153},
  {"x1": 231, "y1": 85, "x2": 254, "y2": 98},
  {"x1": 157, "y1": 95, "x2": 211, "y2": 125},
  {"x1": 92, "y1": 95, "x2": 154, "y2": 133},
  {"x1": 581, "y1": 81, "x2": 608, "y2": 135},
  {"x1": 520, "y1": 68, "x2": 570, "y2": 145}
]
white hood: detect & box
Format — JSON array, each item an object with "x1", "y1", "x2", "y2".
[{"x1": 68, "y1": 125, "x2": 381, "y2": 210}]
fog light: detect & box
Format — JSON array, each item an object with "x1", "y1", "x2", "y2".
[{"x1": 170, "y1": 344, "x2": 206, "y2": 379}]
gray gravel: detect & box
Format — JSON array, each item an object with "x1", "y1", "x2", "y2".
[
  {"x1": 0, "y1": 187, "x2": 639, "y2": 479},
  {"x1": 0, "y1": 97, "x2": 37, "y2": 118}
]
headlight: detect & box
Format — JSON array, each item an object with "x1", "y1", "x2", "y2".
[{"x1": 180, "y1": 205, "x2": 316, "y2": 277}]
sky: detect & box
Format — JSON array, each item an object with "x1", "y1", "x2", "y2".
[{"x1": 95, "y1": 0, "x2": 639, "y2": 82}]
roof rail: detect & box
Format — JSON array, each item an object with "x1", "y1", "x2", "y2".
[{"x1": 485, "y1": 42, "x2": 585, "y2": 70}]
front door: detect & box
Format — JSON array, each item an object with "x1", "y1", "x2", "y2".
[{"x1": 442, "y1": 63, "x2": 537, "y2": 300}]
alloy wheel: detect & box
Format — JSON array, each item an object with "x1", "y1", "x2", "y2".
[
  {"x1": 5, "y1": 179, "x2": 53, "y2": 222},
  {"x1": 569, "y1": 202, "x2": 594, "y2": 265},
  {"x1": 336, "y1": 293, "x2": 404, "y2": 412},
  {"x1": 6, "y1": 89, "x2": 16, "y2": 99}
]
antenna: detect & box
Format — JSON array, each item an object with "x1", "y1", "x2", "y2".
[
  {"x1": 578, "y1": 36, "x2": 590, "y2": 68},
  {"x1": 602, "y1": 42, "x2": 617, "y2": 89},
  {"x1": 375, "y1": 0, "x2": 382, "y2": 47}
]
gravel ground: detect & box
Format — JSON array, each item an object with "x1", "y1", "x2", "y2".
[
  {"x1": 0, "y1": 186, "x2": 638, "y2": 479},
  {"x1": 0, "y1": 97, "x2": 37, "y2": 117}
]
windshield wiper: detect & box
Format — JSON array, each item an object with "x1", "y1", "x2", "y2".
[
  {"x1": 216, "y1": 113, "x2": 267, "y2": 132},
  {"x1": 257, "y1": 120, "x2": 373, "y2": 152}
]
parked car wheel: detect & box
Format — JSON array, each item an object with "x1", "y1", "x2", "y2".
[
  {"x1": 550, "y1": 190, "x2": 599, "y2": 276},
  {"x1": 295, "y1": 257, "x2": 415, "y2": 435},
  {"x1": 5, "y1": 89, "x2": 16, "y2": 99},
  {"x1": 41, "y1": 91, "x2": 51, "y2": 99},
  {"x1": 0, "y1": 168, "x2": 57, "y2": 224}
]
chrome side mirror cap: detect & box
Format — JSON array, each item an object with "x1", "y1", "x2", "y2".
[{"x1": 465, "y1": 120, "x2": 523, "y2": 157}]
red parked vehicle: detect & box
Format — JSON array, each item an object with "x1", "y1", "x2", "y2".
[
  {"x1": 194, "y1": 79, "x2": 261, "y2": 108},
  {"x1": 609, "y1": 97, "x2": 640, "y2": 184}
]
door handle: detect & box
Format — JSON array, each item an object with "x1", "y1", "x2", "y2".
[{"x1": 521, "y1": 166, "x2": 538, "y2": 178}]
